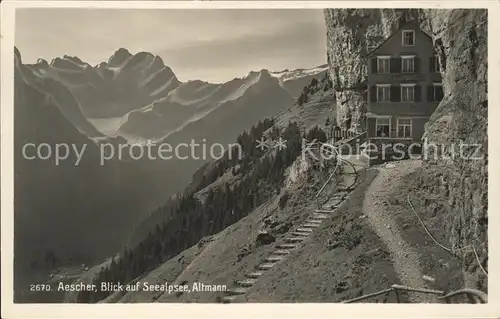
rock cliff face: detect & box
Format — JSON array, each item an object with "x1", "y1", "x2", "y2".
[
  {"x1": 422, "y1": 9, "x2": 487, "y2": 290},
  {"x1": 324, "y1": 9, "x2": 487, "y2": 290}
]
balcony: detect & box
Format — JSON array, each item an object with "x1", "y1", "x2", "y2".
[
  {"x1": 370, "y1": 72, "x2": 423, "y2": 82},
  {"x1": 370, "y1": 130, "x2": 414, "y2": 140},
  {"x1": 368, "y1": 101, "x2": 439, "y2": 117}
]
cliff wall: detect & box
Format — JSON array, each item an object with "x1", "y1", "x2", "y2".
[{"x1": 324, "y1": 9, "x2": 488, "y2": 290}]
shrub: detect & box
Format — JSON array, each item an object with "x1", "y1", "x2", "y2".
[{"x1": 279, "y1": 191, "x2": 290, "y2": 209}]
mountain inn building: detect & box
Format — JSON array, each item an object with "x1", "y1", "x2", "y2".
[{"x1": 365, "y1": 20, "x2": 444, "y2": 160}]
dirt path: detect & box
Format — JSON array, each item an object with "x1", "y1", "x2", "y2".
[{"x1": 362, "y1": 160, "x2": 435, "y2": 303}]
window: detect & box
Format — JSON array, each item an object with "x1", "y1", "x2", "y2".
[
  {"x1": 401, "y1": 56, "x2": 415, "y2": 73},
  {"x1": 402, "y1": 30, "x2": 415, "y2": 46},
  {"x1": 377, "y1": 56, "x2": 390, "y2": 73},
  {"x1": 376, "y1": 118, "x2": 390, "y2": 137},
  {"x1": 433, "y1": 55, "x2": 440, "y2": 73},
  {"x1": 376, "y1": 84, "x2": 391, "y2": 102},
  {"x1": 397, "y1": 118, "x2": 412, "y2": 138},
  {"x1": 433, "y1": 83, "x2": 443, "y2": 101},
  {"x1": 430, "y1": 56, "x2": 440, "y2": 72},
  {"x1": 401, "y1": 84, "x2": 415, "y2": 102}
]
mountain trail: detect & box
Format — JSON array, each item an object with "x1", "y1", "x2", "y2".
[
  {"x1": 362, "y1": 160, "x2": 435, "y2": 303},
  {"x1": 219, "y1": 159, "x2": 359, "y2": 303}
]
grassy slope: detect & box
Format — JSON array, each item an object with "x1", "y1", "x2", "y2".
[{"x1": 105, "y1": 167, "x2": 406, "y2": 303}]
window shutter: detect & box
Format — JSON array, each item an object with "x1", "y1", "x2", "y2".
[
  {"x1": 371, "y1": 58, "x2": 378, "y2": 74},
  {"x1": 370, "y1": 86, "x2": 377, "y2": 102},
  {"x1": 390, "y1": 85, "x2": 400, "y2": 102},
  {"x1": 429, "y1": 57, "x2": 434, "y2": 72},
  {"x1": 415, "y1": 85, "x2": 422, "y2": 102},
  {"x1": 427, "y1": 85, "x2": 433, "y2": 101},
  {"x1": 436, "y1": 86, "x2": 444, "y2": 101},
  {"x1": 414, "y1": 57, "x2": 420, "y2": 73},
  {"x1": 390, "y1": 57, "x2": 401, "y2": 73}
]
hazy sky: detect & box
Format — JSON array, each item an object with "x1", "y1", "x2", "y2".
[{"x1": 15, "y1": 9, "x2": 327, "y2": 83}]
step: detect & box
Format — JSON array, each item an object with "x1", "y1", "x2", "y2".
[
  {"x1": 325, "y1": 199, "x2": 342, "y2": 205},
  {"x1": 226, "y1": 287, "x2": 248, "y2": 295},
  {"x1": 284, "y1": 237, "x2": 307, "y2": 243},
  {"x1": 258, "y1": 262, "x2": 276, "y2": 270},
  {"x1": 311, "y1": 214, "x2": 329, "y2": 220},
  {"x1": 329, "y1": 194, "x2": 348, "y2": 199},
  {"x1": 294, "y1": 229, "x2": 312, "y2": 234},
  {"x1": 326, "y1": 198, "x2": 343, "y2": 204},
  {"x1": 276, "y1": 243, "x2": 297, "y2": 249},
  {"x1": 265, "y1": 255, "x2": 284, "y2": 262},
  {"x1": 291, "y1": 231, "x2": 311, "y2": 237},
  {"x1": 337, "y1": 186, "x2": 352, "y2": 191},
  {"x1": 245, "y1": 272, "x2": 264, "y2": 279},
  {"x1": 309, "y1": 217, "x2": 326, "y2": 223},
  {"x1": 305, "y1": 219, "x2": 322, "y2": 224},
  {"x1": 324, "y1": 205, "x2": 339, "y2": 210},
  {"x1": 332, "y1": 191, "x2": 348, "y2": 197},
  {"x1": 296, "y1": 228, "x2": 313, "y2": 233},
  {"x1": 302, "y1": 223, "x2": 320, "y2": 229},
  {"x1": 315, "y1": 209, "x2": 335, "y2": 214},
  {"x1": 273, "y1": 249, "x2": 291, "y2": 255},
  {"x1": 234, "y1": 278, "x2": 257, "y2": 287},
  {"x1": 325, "y1": 201, "x2": 341, "y2": 206}
]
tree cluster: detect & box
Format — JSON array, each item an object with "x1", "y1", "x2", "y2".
[
  {"x1": 297, "y1": 73, "x2": 334, "y2": 106},
  {"x1": 77, "y1": 120, "x2": 328, "y2": 303}
]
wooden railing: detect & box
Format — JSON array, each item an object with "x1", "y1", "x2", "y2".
[
  {"x1": 370, "y1": 130, "x2": 412, "y2": 139},
  {"x1": 342, "y1": 284, "x2": 487, "y2": 304},
  {"x1": 314, "y1": 155, "x2": 342, "y2": 210},
  {"x1": 313, "y1": 143, "x2": 358, "y2": 209}
]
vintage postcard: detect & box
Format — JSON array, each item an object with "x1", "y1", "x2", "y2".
[{"x1": 1, "y1": 1, "x2": 498, "y2": 318}]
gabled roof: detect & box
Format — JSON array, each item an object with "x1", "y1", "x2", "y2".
[{"x1": 366, "y1": 19, "x2": 433, "y2": 58}]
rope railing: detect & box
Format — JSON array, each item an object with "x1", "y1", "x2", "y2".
[
  {"x1": 407, "y1": 195, "x2": 488, "y2": 277},
  {"x1": 310, "y1": 141, "x2": 358, "y2": 209}
]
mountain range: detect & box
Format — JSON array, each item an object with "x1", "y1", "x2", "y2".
[
  {"x1": 14, "y1": 46, "x2": 328, "y2": 300},
  {"x1": 22, "y1": 47, "x2": 328, "y2": 143}
]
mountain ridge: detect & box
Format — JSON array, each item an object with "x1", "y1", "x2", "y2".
[{"x1": 20, "y1": 47, "x2": 328, "y2": 144}]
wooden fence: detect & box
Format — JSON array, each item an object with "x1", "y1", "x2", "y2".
[{"x1": 342, "y1": 284, "x2": 487, "y2": 304}]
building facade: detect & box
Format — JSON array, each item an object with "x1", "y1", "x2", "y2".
[{"x1": 365, "y1": 21, "x2": 443, "y2": 158}]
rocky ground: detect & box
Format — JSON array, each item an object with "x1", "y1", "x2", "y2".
[{"x1": 362, "y1": 160, "x2": 466, "y2": 303}]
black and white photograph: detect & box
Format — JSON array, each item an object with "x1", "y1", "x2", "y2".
[{"x1": 1, "y1": 1, "x2": 496, "y2": 317}]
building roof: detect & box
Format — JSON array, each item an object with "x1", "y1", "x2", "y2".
[{"x1": 366, "y1": 19, "x2": 433, "y2": 58}]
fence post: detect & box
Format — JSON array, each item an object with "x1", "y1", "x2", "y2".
[{"x1": 394, "y1": 288, "x2": 401, "y2": 303}]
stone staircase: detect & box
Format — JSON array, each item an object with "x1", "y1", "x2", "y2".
[{"x1": 219, "y1": 160, "x2": 357, "y2": 303}]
